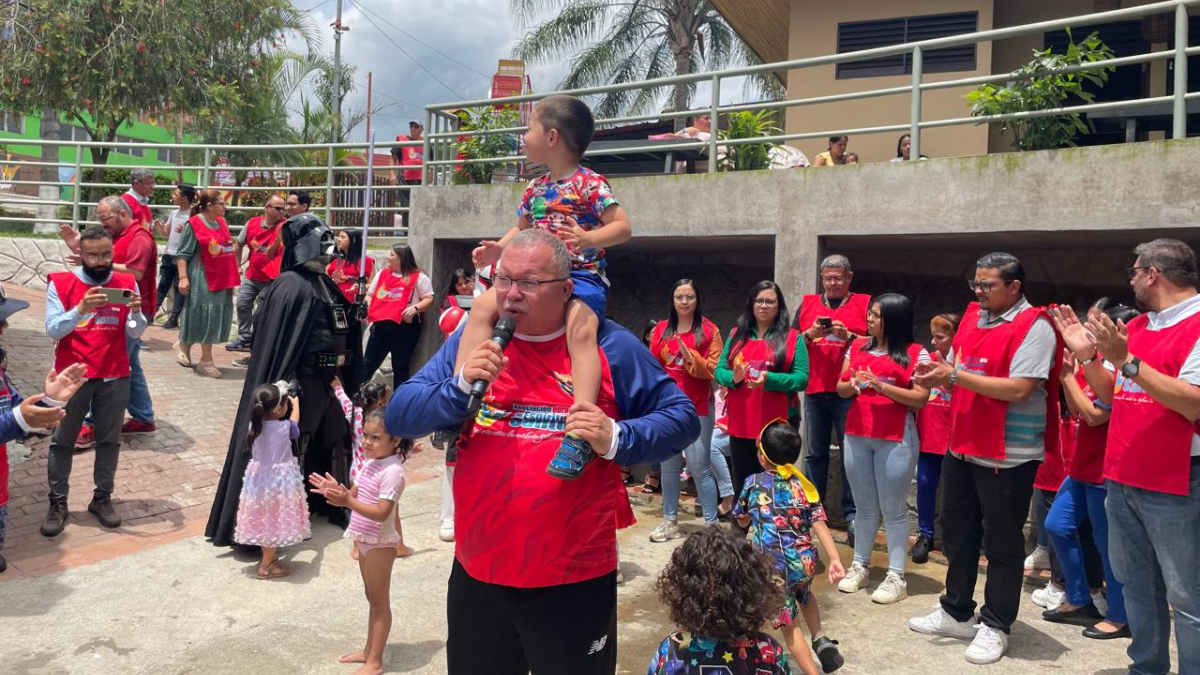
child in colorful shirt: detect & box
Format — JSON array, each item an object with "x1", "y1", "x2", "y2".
[
  {"x1": 735, "y1": 420, "x2": 846, "y2": 675},
  {"x1": 459, "y1": 94, "x2": 632, "y2": 481},
  {"x1": 649, "y1": 526, "x2": 793, "y2": 675}
]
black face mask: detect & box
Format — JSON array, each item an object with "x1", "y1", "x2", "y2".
[{"x1": 82, "y1": 264, "x2": 111, "y2": 282}]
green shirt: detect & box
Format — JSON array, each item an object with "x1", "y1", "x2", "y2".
[{"x1": 715, "y1": 327, "x2": 809, "y2": 393}]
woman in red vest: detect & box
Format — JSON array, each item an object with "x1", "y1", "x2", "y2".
[
  {"x1": 363, "y1": 243, "x2": 434, "y2": 388},
  {"x1": 327, "y1": 229, "x2": 375, "y2": 305},
  {"x1": 648, "y1": 279, "x2": 724, "y2": 541},
  {"x1": 835, "y1": 294, "x2": 929, "y2": 604},
  {"x1": 911, "y1": 312, "x2": 960, "y2": 564},
  {"x1": 715, "y1": 281, "x2": 808, "y2": 499},
  {"x1": 175, "y1": 188, "x2": 239, "y2": 378}
]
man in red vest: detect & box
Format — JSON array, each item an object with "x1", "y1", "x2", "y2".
[
  {"x1": 908, "y1": 252, "x2": 1061, "y2": 665},
  {"x1": 226, "y1": 195, "x2": 287, "y2": 353},
  {"x1": 121, "y1": 168, "x2": 156, "y2": 231},
  {"x1": 1088, "y1": 238, "x2": 1200, "y2": 675},
  {"x1": 41, "y1": 226, "x2": 149, "y2": 538},
  {"x1": 391, "y1": 121, "x2": 424, "y2": 228},
  {"x1": 793, "y1": 254, "x2": 870, "y2": 539}
]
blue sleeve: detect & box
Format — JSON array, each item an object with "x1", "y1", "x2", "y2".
[
  {"x1": 45, "y1": 279, "x2": 84, "y2": 340},
  {"x1": 386, "y1": 328, "x2": 473, "y2": 438},
  {"x1": 601, "y1": 325, "x2": 700, "y2": 466},
  {"x1": 0, "y1": 411, "x2": 23, "y2": 445},
  {"x1": 5, "y1": 372, "x2": 23, "y2": 409}
]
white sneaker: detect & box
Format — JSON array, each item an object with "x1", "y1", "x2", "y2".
[
  {"x1": 649, "y1": 521, "x2": 682, "y2": 543},
  {"x1": 438, "y1": 517, "x2": 455, "y2": 542},
  {"x1": 1092, "y1": 590, "x2": 1108, "y2": 616},
  {"x1": 1031, "y1": 580, "x2": 1065, "y2": 610},
  {"x1": 838, "y1": 561, "x2": 870, "y2": 593},
  {"x1": 964, "y1": 625, "x2": 1008, "y2": 665},
  {"x1": 871, "y1": 572, "x2": 907, "y2": 604},
  {"x1": 616, "y1": 568, "x2": 625, "y2": 584},
  {"x1": 1024, "y1": 545, "x2": 1051, "y2": 571},
  {"x1": 908, "y1": 608, "x2": 979, "y2": 640}
]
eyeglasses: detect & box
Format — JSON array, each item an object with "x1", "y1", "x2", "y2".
[
  {"x1": 1126, "y1": 266, "x2": 1150, "y2": 280},
  {"x1": 754, "y1": 298, "x2": 779, "y2": 306},
  {"x1": 967, "y1": 279, "x2": 1011, "y2": 292},
  {"x1": 673, "y1": 294, "x2": 696, "y2": 302},
  {"x1": 97, "y1": 213, "x2": 118, "y2": 222},
  {"x1": 493, "y1": 274, "x2": 569, "y2": 293},
  {"x1": 821, "y1": 276, "x2": 846, "y2": 284}
]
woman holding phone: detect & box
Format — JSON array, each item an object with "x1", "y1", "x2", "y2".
[
  {"x1": 647, "y1": 279, "x2": 724, "y2": 540},
  {"x1": 174, "y1": 188, "x2": 238, "y2": 378}
]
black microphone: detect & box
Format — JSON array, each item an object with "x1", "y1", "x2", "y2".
[{"x1": 466, "y1": 315, "x2": 517, "y2": 413}]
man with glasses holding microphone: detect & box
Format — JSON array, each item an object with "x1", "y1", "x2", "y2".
[{"x1": 226, "y1": 195, "x2": 287, "y2": 355}]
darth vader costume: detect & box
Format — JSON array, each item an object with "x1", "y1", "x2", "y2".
[{"x1": 205, "y1": 214, "x2": 363, "y2": 546}]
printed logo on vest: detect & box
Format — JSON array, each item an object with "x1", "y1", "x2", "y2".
[{"x1": 206, "y1": 239, "x2": 235, "y2": 256}]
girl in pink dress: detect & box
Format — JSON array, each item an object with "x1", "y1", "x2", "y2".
[
  {"x1": 309, "y1": 409, "x2": 414, "y2": 675},
  {"x1": 234, "y1": 383, "x2": 310, "y2": 580}
]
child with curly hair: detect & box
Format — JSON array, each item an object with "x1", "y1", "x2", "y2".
[
  {"x1": 735, "y1": 420, "x2": 846, "y2": 675},
  {"x1": 649, "y1": 526, "x2": 792, "y2": 674}
]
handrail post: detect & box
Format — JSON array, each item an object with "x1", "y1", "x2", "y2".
[
  {"x1": 70, "y1": 144, "x2": 83, "y2": 227},
  {"x1": 326, "y1": 145, "x2": 336, "y2": 224},
  {"x1": 201, "y1": 147, "x2": 212, "y2": 187},
  {"x1": 709, "y1": 74, "x2": 720, "y2": 173},
  {"x1": 421, "y1": 109, "x2": 432, "y2": 186},
  {"x1": 1173, "y1": 2, "x2": 1189, "y2": 139},
  {"x1": 910, "y1": 46, "x2": 923, "y2": 160}
]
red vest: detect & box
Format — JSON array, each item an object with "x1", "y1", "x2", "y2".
[
  {"x1": 796, "y1": 293, "x2": 871, "y2": 394},
  {"x1": 1105, "y1": 310, "x2": 1200, "y2": 495},
  {"x1": 121, "y1": 192, "x2": 152, "y2": 230},
  {"x1": 917, "y1": 371, "x2": 952, "y2": 455},
  {"x1": 649, "y1": 318, "x2": 718, "y2": 416},
  {"x1": 395, "y1": 135, "x2": 424, "y2": 181},
  {"x1": 328, "y1": 257, "x2": 375, "y2": 304},
  {"x1": 367, "y1": 269, "x2": 418, "y2": 324},
  {"x1": 725, "y1": 328, "x2": 800, "y2": 439},
  {"x1": 243, "y1": 216, "x2": 282, "y2": 282},
  {"x1": 50, "y1": 271, "x2": 136, "y2": 379},
  {"x1": 948, "y1": 302, "x2": 1063, "y2": 460},
  {"x1": 1068, "y1": 368, "x2": 1109, "y2": 485},
  {"x1": 455, "y1": 334, "x2": 622, "y2": 588},
  {"x1": 112, "y1": 222, "x2": 157, "y2": 313},
  {"x1": 1035, "y1": 415, "x2": 1071, "y2": 491},
  {"x1": 844, "y1": 340, "x2": 924, "y2": 441},
  {"x1": 188, "y1": 216, "x2": 240, "y2": 292}
]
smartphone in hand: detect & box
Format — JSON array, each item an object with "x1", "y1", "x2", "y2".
[{"x1": 98, "y1": 288, "x2": 134, "y2": 305}]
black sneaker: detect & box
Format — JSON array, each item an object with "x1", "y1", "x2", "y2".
[
  {"x1": 162, "y1": 317, "x2": 180, "y2": 330},
  {"x1": 911, "y1": 533, "x2": 934, "y2": 564},
  {"x1": 0, "y1": 552, "x2": 7, "y2": 573},
  {"x1": 224, "y1": 337, "x2": 252, "y2": 352},
  {"x1": 546, "y1": 432, "x2": 596, "y2": 480},
  {"x1": 812, "y1": 635, "x2": 844, "y2": 672},
  {"x1": 87, "y1": 496, "x2": 122, "y2": 528},
  {"x1": 40, "y1": 501, "x2": 68, "y2": 537}
]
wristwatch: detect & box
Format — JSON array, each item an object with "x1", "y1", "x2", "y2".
[
  {"x1": 1121, "y1": 356, "x2": 1141, "y2": 379},
  {"x1": 948, "y1": 367, "x2": 960, "y2": 386}
]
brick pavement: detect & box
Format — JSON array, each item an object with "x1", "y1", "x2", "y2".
[{"x1": 0, "y1": 284, "x2": 442, "y2": 581}]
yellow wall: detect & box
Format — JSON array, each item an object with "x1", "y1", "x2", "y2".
[{"x1": 785, "y1": 0, "x2": 995, "y2": 163}]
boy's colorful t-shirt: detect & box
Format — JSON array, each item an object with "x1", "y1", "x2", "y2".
[
  {"x1": 735, "y1": 472, "x2": 826, "y2": 591},
  {"x1": 517, "y1": 166, "x2": 618, "y2": 273},
  {"x1": 648, "y1": 632, "x2": 792, "y2": 675}
]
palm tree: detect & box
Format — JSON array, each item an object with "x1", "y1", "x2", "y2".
[{"x1": 510, "y1": 0, "x2": 783, "y2": 125}]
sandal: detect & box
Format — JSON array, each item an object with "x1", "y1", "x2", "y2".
[
  {"x1": 195, "y1": 361, "x2": 222, "y2": 379},
  {"x1": 256, "y1": 561, "x2": 290, "y2": 580},
  {"x1": 172, "y1": 341, "x2": 192, "y2": 368},
  {"x1": 639, "y1": 474, "x2": 662, "y2": 494}
]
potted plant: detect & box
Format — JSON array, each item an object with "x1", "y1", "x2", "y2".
[
  {"x1": 452, "y1": 106, "x2": 521, "y2": 185},
  {"x1": 715, "y1": 110, "x2": 781, "y2": 172}
]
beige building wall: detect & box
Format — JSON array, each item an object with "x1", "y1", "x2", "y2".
[{"x1": 784, "y1": 0, "x2": 995, "y2": 163}]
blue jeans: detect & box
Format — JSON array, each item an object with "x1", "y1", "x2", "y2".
[
  {"x1": 126, "y1": 337, "x2": 153, "y2": 423},
  {"x1": 710, "y1": 427, "x2": 734, "y2": 499},
  {"x1": 662, "y1": 412, "x2": 717, "y2": 523},
  {"x1": 804, "y1": 392, "x2": 855, "y2": 521},
  {"x1": 1046, "y1": 477, "x2": 1126, "y2": 624},
  {"x1": 916, "y1": 451, "x2": 943, "y2": 538},
  {"x1": 843, "y1": 418, "x2": 919, "y2": 575},
  {"x1": 1107, "y1": 472, "x2": 1200, "y2": 675}
]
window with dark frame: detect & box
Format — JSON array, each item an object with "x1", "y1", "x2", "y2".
[
  {"x1": 836, "y1": 12, "x2": 979, "y2": 79},
  {"x1": 1, "y1": 112, "x2": 24, "y2": 134}
]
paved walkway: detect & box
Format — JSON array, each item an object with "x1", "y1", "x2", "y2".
[{"x1": 0, "y1": 284, "x2": 1166, "y2": 674}]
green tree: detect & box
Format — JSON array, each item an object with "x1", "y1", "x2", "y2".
[
  {"x1": 452, "y1": 107, "x2": 522, "y2": 185},
  {"x1": 0, "y1": 0, "x2": 319, "y2": 202},
  {"x1": 510, "y1": 0, "x2": 782, "y2": 124}
]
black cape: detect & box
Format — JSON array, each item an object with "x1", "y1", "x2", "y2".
[{"x1": 204, "y1": 268, "x2": 363, "y2": 546}]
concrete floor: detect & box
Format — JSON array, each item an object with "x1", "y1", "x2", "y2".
[{"x1": 0, "y1": 473, "x2": 1162, "y2": 675}]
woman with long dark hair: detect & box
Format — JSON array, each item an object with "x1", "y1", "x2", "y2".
[
  {"x1": 441, "y1": 267, "x2": 476, "y2": 310},
  {"x1": 327, "y1": 229, "x2": 375, "y2": 304},
  {"x1": 714, "y1": 281, "x2": 808, "y2": 500},
  {"x1": 648, "y1": 279, "x2": 725, "y2": 540},
  {"x1": 835, "y1": 293, "x2": 929, "y2": 604},
  {"x1": 362, "y1": 243, "x2": 434, "y2": 388}
]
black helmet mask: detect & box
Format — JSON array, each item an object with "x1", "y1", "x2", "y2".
[{"x1": 280, "y1": 213, "x2": 336, "y2": 272}]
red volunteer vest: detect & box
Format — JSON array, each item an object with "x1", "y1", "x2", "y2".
[
  {"x1": 948, "y1": 302, "x2": 1062, "y2": 460},
  {"x1": 121, "y1": 192, "x2": 152, "y2": 230},
  {"x1": 1035, "y1": 415, "x2": 1072, "y2": 491},
  {"x1": 50, "y1": 271, "x2": 136, "y2": 379},
  {"x1": 367, "y1": 269, "x2": 418, "y2": 324},
  {"x1": 649, "y1": 318, "x2": 718, "y2": 416},
  {"x1": 796, "y1": 293, "x2": 871, "y2": 394},
  {"x1": 725, "y1": 328, "x2": 800, "y2": 439},
  {"x1": 917, "y1": 359, "x2": 953, "y2": 455},
  {"x1": 328, "y1": 257, "x2": 375, "y2": 304},
  {"x1": 455, "y1": 334, "x2": 623, "y2": 588},
  {"x1": 843, "y1": 340, "x2": 924, "y2": 441},
  {"x1": 395, "y1": 135, "x2": 424, "y2": 181},
  {"x1": 188, "y1": 216, "x2": 240, "y2": 292},
  {"x1": 1105, "y1": 311, "x2": 1200, "y2": 495},
  {"x1": 0, "y1": 374, "x2": 11, "y2": 507},
  {"x1": 112, "y1": 223, "x2": 157, "y2": 313},
  {"x1": 243, "y1": 216, "x2": 282, "y2": 282},
  {"x1": 1068, "y1": 368, "x2": 1109, "y2": 485}
]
